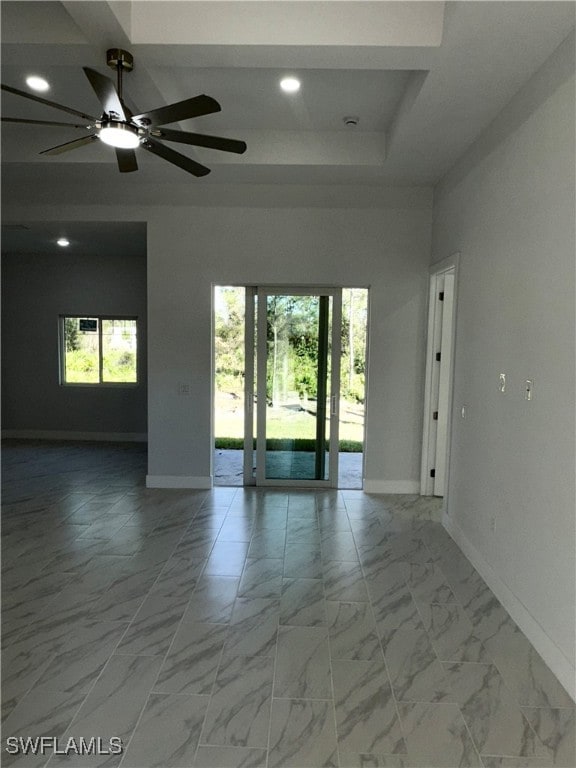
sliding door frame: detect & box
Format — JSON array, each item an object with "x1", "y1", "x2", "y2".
[
  {"x1": 243, "y1": 286, "x2": 257, "y2": 486},
  {"x1": 249, "y1": 286, "x2": 342, "y2": 488}
]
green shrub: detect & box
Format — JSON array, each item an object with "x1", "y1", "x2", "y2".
[{"x1": 215, "y1": 437, "x2": 363, "y2": 453}]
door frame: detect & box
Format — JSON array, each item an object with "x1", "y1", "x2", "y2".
[
  {"x1": 247, "y1": 286, "x2": 343, "y2": 488},
  {"x1": 421, "y1": 253, "x2": 460, "y2": 504},
  {"x1": 243, "y1": 286, "x2": 257, "y2": 485}
]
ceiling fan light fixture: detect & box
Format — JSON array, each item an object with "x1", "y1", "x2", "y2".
[
  {"x1": 99, "y1": 121, "x2": 140, "y2": 149},
  {"x1": 26, "y1": 75, "x2": 50, "y2": 92}
]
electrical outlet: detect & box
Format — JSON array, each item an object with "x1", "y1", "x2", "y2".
[{"x1": 178, "y1": 382, "x2": 191, "y2": 396}]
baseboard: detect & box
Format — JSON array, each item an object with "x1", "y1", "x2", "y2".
[
  {"x1": 443, "y1": 512, "x2": 576, "y2": 702},
  {"x1": 363, "y1": 479, "x2": 420, "y2": 494},
  {"x1": 146, "y1": 475, "x2": 213, "y2": 489},
  {"x1": 2, "y1": 429, "x2": 147, "y2": 442}
]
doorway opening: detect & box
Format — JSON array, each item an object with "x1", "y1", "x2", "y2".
[{"x1": 213, "y1": 286, "x2": 368, "y2": 488}]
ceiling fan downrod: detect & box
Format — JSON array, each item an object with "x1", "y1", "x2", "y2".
[{"x1": 106, "y1": 48, "x2": 133, "y2": 104}]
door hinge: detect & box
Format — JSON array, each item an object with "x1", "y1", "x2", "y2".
[
  {"x1": 435, "y1": 352, "x2": 441, "y2": 362},
  {"x1": 439, "y1": 291, "x2": 444, "y2": 301},
  {"x1": 430, "y1": 468, "x2": 436, "y2": 478},
  {"x1": 433, "y1": 411, "x2": 438, "y2": 421}
]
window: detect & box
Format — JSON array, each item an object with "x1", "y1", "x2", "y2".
[{"x1": 61, "y1": 316, "x2": 138, "y2": 384}]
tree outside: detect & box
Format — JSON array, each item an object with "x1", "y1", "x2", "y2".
[
  {"x1": 63, "y1": 317, "x2": 137, "y2": 383},
  {"x1": 214, "y1": 287, "x2": 367, "y2": 451}
]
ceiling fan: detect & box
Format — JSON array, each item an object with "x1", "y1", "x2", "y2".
[{"x1": 1, "y1": 48, "x2": 247, "y2": 177}]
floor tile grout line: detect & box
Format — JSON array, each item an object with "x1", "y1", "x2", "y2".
[
  {"x1": 317, "y1": 495, "x2": 341, "y2": 768},
  {"x1": 270, "y1": 696, "x2": 335, "y2": 702},
  {"x1": 340, "y1": 495, "x2": 409, "y2": 761},
  {"x1": 4, "y1": 549, "x2": 151, "y2": 726},
  {"x1": 195, "y1": 495, "x2": 245, "y2": 754},
  {"x1": 356, "y1": 511, "x2": 412, "y2": 761},
  {"x1": 189, "y1": 495, "x2": 241, "y2": 762},
  {"x1": 116, "y1": 498, "x2": 224, "y2": 763},
  {"x1": 264, "y1": 577, "x2": 281, "y2": 768},
  {"x1": 396, "y1": 533, "x2": 559, "y2": 761},
  {"x1": 411, "y1": 556, "x2": 550, "y2": 715},
  {"x1": 41, "y1": 647, "x2": 131, "y2": 766},
  {"x1": 1, "y1": 646, "x2": 61, "y2": 724},
  {"x1": 116, "y1": 685, "x2": 154, "y2": 768}
]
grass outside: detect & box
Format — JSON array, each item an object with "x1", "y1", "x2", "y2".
[{"x1": 215, "y1": 390, "x2": 364, "y2": 452}]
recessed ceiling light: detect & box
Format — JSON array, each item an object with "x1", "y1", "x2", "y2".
[
  {"x1": 26, "y1": 75, "x2": 50, "y2": 92},
  {"x1": 280, "y1": 77, "x2": 301, "y2": 94},
  {"x1": 57, "y1": 238, "x2": 70, "y2": 247}
]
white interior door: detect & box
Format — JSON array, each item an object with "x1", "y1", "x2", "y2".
[
  {"x1": 421, "y1": 264, "x2": 457, "y2": 497},
  {"x1": 433, "y1": 272, "x2": 455, "y2": 496}
]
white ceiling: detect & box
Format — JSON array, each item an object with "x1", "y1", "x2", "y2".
[{"x1": 1, "y1": 0, "x2": 575, "y2": 212}]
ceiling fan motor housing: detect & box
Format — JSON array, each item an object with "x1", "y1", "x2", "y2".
[{"x1": 106, "y1": 49, "x2": 134, "y2": 72}]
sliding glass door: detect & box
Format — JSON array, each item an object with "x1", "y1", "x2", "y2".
[{"x1": 245, "y1": 287, "x2": 342, "y2": 487}]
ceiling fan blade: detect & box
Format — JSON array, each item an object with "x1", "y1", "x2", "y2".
[
  {"x1": 2, "y1": 117, "x2": 89, "y2": 129},
  {"x1": 154, "y1": 128, "x2": 247, "y2": 154},
  {"x1": 133, "y1": 95, "x2": 221, "y2": 128},
  {"x1": 116, "y1": 148, "x2": 138, "y2": 173},
  {"x1": 40, "y1": 134, "x2": 99, "y2": 156},
  {"x1": 1, "y1": 84, "x2": 97, "y2": 122},
  {"x1": 141, "y1": 137, "x2": 211, "y2": 177},
  {"x1": 83, "y1": 67, "x2": 126, "y2": 120}
]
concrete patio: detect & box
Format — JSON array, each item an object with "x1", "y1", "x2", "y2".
[{"x1": 214, "y1": 449, "x2": 363, "y2": 488}]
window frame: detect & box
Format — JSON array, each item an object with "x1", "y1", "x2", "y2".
[{"x1": 59, "y1": 314, "x2": 139, "y2": 387}]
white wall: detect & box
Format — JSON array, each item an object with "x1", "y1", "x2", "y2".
[
  {"x1": 2, "y1": 249, "x2": 147, "y2": 437},
  {"x1": 433, "y1": 33, "x2": 575, "y2": 695},
  {"x1": 146, "y1": 199, "x2": 433, "y2": 489}
]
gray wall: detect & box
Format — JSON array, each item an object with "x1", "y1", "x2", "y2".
[
  {"x1": 2, "y1": 250, "x2": 147, "y2": 435},
  {"x1": 432, "y1": 33, "x2": 575, "y2": 695}
]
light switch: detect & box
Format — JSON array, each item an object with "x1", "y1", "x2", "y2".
[
  {"x1": 461, "y1": 405, "x2": 467, "y2": 418},
  {"x1": 499, "y1": 373, "x2": 506, "y2": 393},
  {"x1": 525, "y1": 380, "x2": 533, "y2": 401}
]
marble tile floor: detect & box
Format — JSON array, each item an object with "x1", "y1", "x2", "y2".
[{"x1": 2, "y1": 440, "x2": 574, "y2": 768}]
